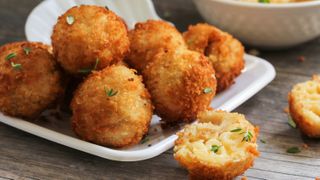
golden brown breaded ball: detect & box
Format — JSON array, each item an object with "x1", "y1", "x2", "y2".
[
  {"x1": 127, "y1": 20, "x2": 187, "y2": 71},
  {"x1": 71, "y1": 65, "x2": 153, "y2": 148},
  {"x1": 143, "y1": 49, "x2": 216, "y2": 123},
  {"x1": 288, "y1": 75, "x2": 320, "y2": 138},
  {"x1": 183, "y1": 23, "x2": 245, "y2": 92},
  {"x1": 174, "y1": 110, "x2": 259, "y2": 180},
  {"x1": 52, "y1": 5, "x2": 130, "y2": 75},
  {"x1": 0, "y1": 42, "x2": 64, "y2": 119}
]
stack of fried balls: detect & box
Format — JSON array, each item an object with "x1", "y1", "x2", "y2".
[
  {"x1": 0, "y1": 5, "x2": 255, "y2": 179},
  {"x1": 0, "y1": 5, "x2": 245, "y2": 148}
]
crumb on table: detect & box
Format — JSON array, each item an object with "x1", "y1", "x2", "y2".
[
  {"x1": 248, "y1": 49, "x2": 260, "y2": 56},
  {"x1": 241, "y1": 176, "x2": 248, "y2": 180},
  {"x1": 297, "y1": 56, "x2": 306, "y2": 62},
  {"x1": 283, "y1": 107, "x2": 289, "y2": 113},
  {"x1": 302, "y1": 143, "x2": 309, "y2": 149}
]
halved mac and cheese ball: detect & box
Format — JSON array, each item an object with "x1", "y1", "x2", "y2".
[
  {"x1": 288, "y1": 75, "x2": 320, "y2": 138},
  {"x1": 174, "y1": 110, "x2": 259, "y2": 180}
]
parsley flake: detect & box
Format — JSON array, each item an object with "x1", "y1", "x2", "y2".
[
  {"x1": 23, "y1": 47, "x2": 31, "y2": 55},
  {"x1": 6, "y1": 53, "x2": 16, "y2": 61},
  {"x1": 66, "y1": 15, "x2": 75, "y2": 25},
  {"x1": 93, "y1": 58, "x2": 99, "y2": 70},
  {"x1": 210, "y1": 145, "x2": 221, "y2": 153},
  {"x1": 104, "y1": 86, "x2": 118, "y2": 97},
  {"x1": 259, "y1": 0, "x2": 270, "y2": 3},
  {"x1": 163, "y1": 11, "x2": 171, "y2": 18},
  {"x1": 78, "y1": 59, "x2": 99, "y2": 74},
  {"x1": 78, "y1": 68, "x2": 91, "y2": 74},
  {"x1": 286, "y1": 147, "x2": 301, "y2": 154},
  {"x1": 288, "y1": 116, "x2": 296, "y2": 128},
  {"x1": 230, "y1": 128, "x2": 242, "y2": 132},
  {"x1": 11, "y1": 62, "x2": 22, "y2": 70},
  {"x1": 203, "y1": 87, "x2": 212, "y2": 94},
  {"x1": 260, "y1": 139, "x2": 266, "y2": 144},
  {"x1": 242, "y1": 130, "x2": 253, "y2": 142},
  {"x1": 140, "y1": 137, "x2": 149, "y2": 144}
]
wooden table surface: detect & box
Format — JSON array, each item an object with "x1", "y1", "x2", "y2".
[{"x1": 0, "y1": 0, "x2": 319, "y2": 179}]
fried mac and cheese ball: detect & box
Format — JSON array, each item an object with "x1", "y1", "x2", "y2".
[
  {"x1": 174, "y1": 110, "x2": 259, "y2": 180},
  {"x1": 71, "y1": 65, "x2": 153, "y2": 148},
  {"x1": 288, "y1": 75, "x2": 320, "y2": 138},
  {"x1": 183, "y1": 23, "x2": 245, "y2": 92},
  {"x1": 143, "y1": 49, "x2": 216, "y2": 123},
  {"x1": 52, "y1": 5, "x2": 129, "y2": 75},
  {"x1": 0, "y1": 42, "x2": 63, "y2": 119},
  {"x1": 127, "y1": 20, "x2": 187, "y2": 71}
]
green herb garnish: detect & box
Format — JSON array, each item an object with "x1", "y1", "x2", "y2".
[
  {"x1": 78, "y1": 68, "x2": 91, "y2": 74},
  {"x1": 286, "y1": 147, "x2": 301, "y2": 154},
  {"x1": 260, "y1": 139, "x2": 266, "y2": 144},
  {"x1": 140, "y1": 137, "x2": 149, "y2": 144},
  {"x1": 78, "y1": 59, "x2": 99, "y2": 74},
  {"x1": 93, "y1": 58, "x2": 99, "y2": 70},
  {"x1": 11, "y1": 62, "x2": 22, "y2": 70},
  {"x1": 66, "y1": 15, "x2": 75, "y2": 25},
  {"x1": 104, "y1": 86, "x2": 118, "y2": 97},
  {"x1": 242, "y1": 130, "x2": 253, "y2": 142},
  {"x1": 210, "y1": 145, "x2": 221, "y2": 153},
  {"x1": 259, "y1": 0, "x2": 270, "y2": 3},
  {"x1": 203, "y1": 87, "x2": 212, "y2": 94},
  {"x1": 288, "y1": 116, "x2": 296, "y2": 128},
  {"x1": 230, "y1": 128, "x2": 242, "y2": 132},
  {"x1": 5, "y1": 53, "x2": 16, "y2": 61},
  {"x1": 23, "y1": 47, "x2": 31, "y2": 55},
  {"x1": 163, "y1": 11, "x2": 171, "y2": 18},
  {"x1": 230, "y1": 128, "x2": 253, "y2": 142}
]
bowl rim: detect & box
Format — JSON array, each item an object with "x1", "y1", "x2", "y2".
[{"x1": 209, "y1": 0, "x2": 320, "y2": 8}]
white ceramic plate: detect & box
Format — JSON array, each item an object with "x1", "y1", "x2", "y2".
[{"x1": 0, "y1": 0, "x2": 276, "y2": 162}]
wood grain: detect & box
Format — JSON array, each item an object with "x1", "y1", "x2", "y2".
[{"x1": 0, "y1": 0, "x2": 319, "y2": 179}]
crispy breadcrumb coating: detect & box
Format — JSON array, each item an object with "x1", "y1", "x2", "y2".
[
  {"x1": 52, "y1": 5, "x2": 129, "y2": 75},
  {"x1": 71, "y1": 65, "x2": 153, "y2": 148},
  {"x1": 0, "y1": 42, "x2": 64, "y2": 119},
  {"x1": 143, "y1": 49, "x2": 216, "y2": 123},
  {"x1": 288, "y1": 75, "x2": 320, "y2": 138},
  {"x1": 174, "y1": 110, "x2": 259, "y2": 180},
  {"x1": 183, "y1": 23, "x2": 245, "y2": 92},
  {"x1": 126, "y1": 20, "x2": 186, "y2": 71}
]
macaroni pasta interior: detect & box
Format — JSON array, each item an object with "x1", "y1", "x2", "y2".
[
  {"x1": 289, "y1": 75, "x2": 320, "y2": 137},
  {"x1": 174, "y1": 110, "x2": 259, "y2": 180}
]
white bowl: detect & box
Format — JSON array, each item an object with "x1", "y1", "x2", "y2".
[{"x1": 193, "y1": 0, "x2": 320, "y2": 48}]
